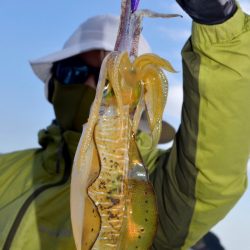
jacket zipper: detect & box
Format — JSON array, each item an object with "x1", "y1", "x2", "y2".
[{"x1": 3, "y1": 142, "x2": 72, "y2": 250}]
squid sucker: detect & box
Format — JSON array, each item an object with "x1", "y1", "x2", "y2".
[{"x1": 70, "y1": 0, "x2": 179, "y2": 249}]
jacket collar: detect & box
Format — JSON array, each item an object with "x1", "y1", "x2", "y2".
[{"x1": 38, "y1": 121, "x2": 81, "y2": 174}]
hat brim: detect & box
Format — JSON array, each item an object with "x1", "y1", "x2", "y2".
[
  {"x1": 158, "y1": 121, "x2": 176, "y2": 144},
  {"x1": 29, "y1": 41, "x2": 116, "y2": 83},
  {"x1": 139, "y1": 119, "x2": 176, "y2": 144}
]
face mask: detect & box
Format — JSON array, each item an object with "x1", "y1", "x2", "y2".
[{"x1": 51, "y1": 79, "x2": 96, "y2": 132}]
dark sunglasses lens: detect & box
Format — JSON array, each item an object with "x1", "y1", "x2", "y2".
[{"x1": 55, "y1": 63, "x2": 90, "y2": 85}]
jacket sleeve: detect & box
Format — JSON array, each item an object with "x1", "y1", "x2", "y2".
[{"x1": 150, "y1": 7, "x2": 250, "y2": 250}]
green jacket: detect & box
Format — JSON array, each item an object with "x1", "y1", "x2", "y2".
[
  {"x1": 1, "y1": 8, "x2": 250, "y2": 250},
  {"x1": 0, "y1": 124, "x2": 164, "y2": 250}
]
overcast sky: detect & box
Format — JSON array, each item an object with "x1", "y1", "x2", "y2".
[{"x1": 0, "y1": 1, "x2": 249, "y2": 249}]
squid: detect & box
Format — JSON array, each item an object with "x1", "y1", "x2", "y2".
[{"x1": 70, "y1": 0, "x2": 180, "y2": 249}]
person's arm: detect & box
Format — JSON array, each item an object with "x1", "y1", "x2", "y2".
[{"x1": 151, "y1": 4, "x2": 250, "y2": 250}]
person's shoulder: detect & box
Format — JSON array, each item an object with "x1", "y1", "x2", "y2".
[{"x1": 0, "y1": 148, "x2": 41, "y2": 167}]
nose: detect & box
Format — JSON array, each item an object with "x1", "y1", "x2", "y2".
[{"x1": 84, "y1": 75, "x2": 97, "y2": 89}]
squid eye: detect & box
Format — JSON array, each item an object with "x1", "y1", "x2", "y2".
[{"x1": 103, "y1": 79, "x2": 114, "y2": 98}]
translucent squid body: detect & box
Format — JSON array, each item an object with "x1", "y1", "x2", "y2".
[{"x1": 70, "y1": 0, "x2": 179, "y2": 249}]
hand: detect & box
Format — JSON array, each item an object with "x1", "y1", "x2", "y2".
[{"x1": 176, "y1": 0, "x2": 237, "y2": 24}]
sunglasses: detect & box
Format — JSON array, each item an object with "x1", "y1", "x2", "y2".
[{"x1": 52, "y1": 57, "x2": 100, "y2": 85}]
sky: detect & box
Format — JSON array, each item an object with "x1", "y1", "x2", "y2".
[{"x1": 0, "y1": 0, "x2": 249, "y2": 249}]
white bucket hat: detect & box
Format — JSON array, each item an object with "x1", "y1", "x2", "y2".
[{"x1": 30, "y1": 14, "x2": 151, "y2": 85}]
